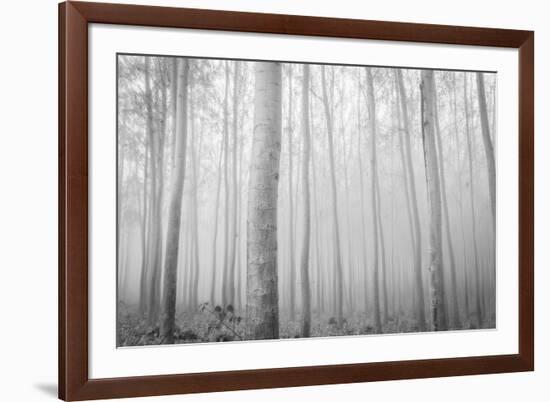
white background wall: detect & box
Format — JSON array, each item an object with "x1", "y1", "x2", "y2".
[{"x1": 0, "y1": 0, "x2": 545, "y2": 401}]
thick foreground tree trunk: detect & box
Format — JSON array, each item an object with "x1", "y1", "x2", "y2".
[
  {"x1": 420, "y1": 70, "x2": 447, "y2": 331},
  {"x1": 160, "y1": 59, "x2": 189, "y2": 343},
  {"x1": 246, "y1": 62, "x2": 282, "y2": 340}
]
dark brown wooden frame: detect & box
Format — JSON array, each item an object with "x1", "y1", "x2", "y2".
[{"x1": 59, "y1": 1, "x2": 534, "y2": 400}]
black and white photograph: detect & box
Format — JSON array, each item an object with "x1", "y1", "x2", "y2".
[
  {"x1": 2, "y1": 0, "x2": 545, "y2": 400},
  {"x1": 116, "y1": 54, "x2": 496, "y2": 347}
]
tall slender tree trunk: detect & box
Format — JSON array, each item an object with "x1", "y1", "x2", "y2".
[
  {"x1": 144, "y1": 58, "x2": 163, "y2": 326},
  {"x1": 321, "y1": 66, "x2": 344, "y2": 327},
  {"x1": 394, "y1": 75, "x2": 416, "y2": 272},
  {"x1": 340, "y1": 89, "x2": 355, "y2": 314},
  {"x1": 312, "y1": 170, "x2": 322, "y2": 315},
  {"x1": 476, "y1": 73, "x2": 496, "y2": 226},
  {"x1": 160, "y1": 59, "x2": 189, "y2": 343},
  {"x1": 292, "y1": 132, "x2": 302, "y2": 311},
  {"x1": 463, "y1": 73, "x2": 483, "y2": 326},
  {"x1": 139, "y1": 131, "x2": 150, "y2": 314},
  {"x1": 235, "y1": 180, "x2": 243, "y2": 311},
  {"x1": 420, "y1": 70, "x2": 447, "y2": 331},
  {"x1": 157, "y1": 57, "x2": 169, "y2": 268},
  {"x1": 287, "y1": 65, "x2": 297, "y2": 322},
  {"x1": 374, "y1": 171, "x2": 389, "y2": 323},
  {"x1": 117, "y1": 131, "x2": 126, "y2": 275},
  {"x1": 365, "y1": 68, "x2": 382, "y2": 332},
  {"x1": 357, "y1": 74, "x2": 369, "y2": 314},
  {"x1": 222, "y1": 62, "x2": 231, "y2": 306},
  {"x1": 394, "y1": 79, "x2": 417, "y2": 318},
  {"x1": 310, "y1": 100, "x2": 323, "y2": 315},
  {"x1": 432, "y1": 76, "x2": 460, "y2": 329},
  {"x1": 189, "y1": 95, "x2": 201, "y2": 311},
  {"x1": 246, "y1": 62, "x2": 282, "y2": 340},
  {"x1": 170, "y1": 58, "x2": 178, "y2": 172},
  {"x1": 235, "y1": 110, "x2": 246, "y2": 311},
  {"x1": 451, "y1": 75, "x2": 469, "y2": 325},
  {"x1": 227, "y1": 63, "x2": 240, "y2": 306},
  {"x1": 149, "y1": 58, "x2": 169, "y2": 321},
  {"x1": 118, "y1": 223, "x2": 128, "y2": 300},
  {"x1": 181, "y1": 212, "x2": 192, "y2": 309},
  {"x1": 396, "y1": 70, "x2": 427, "y2": 331},
  {"x1": 209, "y1": 134, "x2": 224, "y2": 304},
  {"x1": 186, "y1": 224, "x2": 195, "y2": 309},
  {"x1": 396, "y1": 260, "x2": 404, "y2": 322},
  {"x1": 477, "y1": 73, "x2": 496, "y2": 323},
  {"x1": 389, "y1": 115, "x2": 396, "y2": 320},
  {"x1": 299, "y1": 64, "x2": 312, "y2": 337}
]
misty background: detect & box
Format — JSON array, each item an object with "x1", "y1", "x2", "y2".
[{"x1": 117, "y1": 54, "x2": 496, "y2": 346}]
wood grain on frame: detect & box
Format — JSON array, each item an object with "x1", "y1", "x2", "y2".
[{"x1": 59, "y1": 1, "x2": 534, "y2": 400}]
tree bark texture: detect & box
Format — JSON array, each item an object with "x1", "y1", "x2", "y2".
[{"x1": 246, "y1": 62, "x2": 282, "y2": 340}]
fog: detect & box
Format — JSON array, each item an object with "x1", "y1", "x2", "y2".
[{"x1": 117, "y1": 55, "x2": 496, "y2": 345}]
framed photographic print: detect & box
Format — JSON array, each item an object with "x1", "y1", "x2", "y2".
[{"x1": 59, "y1": 1, "x2": 534, "y2": 400}]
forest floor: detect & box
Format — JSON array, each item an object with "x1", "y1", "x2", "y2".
[{"x1": 116, "y1": 302, "x2": 496, "y2": 347}]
